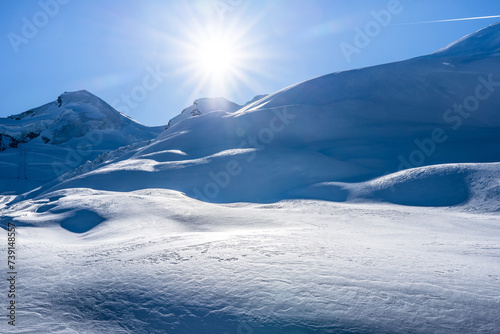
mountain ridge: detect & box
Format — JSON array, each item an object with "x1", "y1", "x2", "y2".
[{"x1": 0, "y1": 90, "x2": 162, "y2": 193}]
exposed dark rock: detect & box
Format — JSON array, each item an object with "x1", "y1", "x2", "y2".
[
  {"x1": 8, "y1": 109, "x2": 36, "y2": 120},
  {"x1": 0, "y1": 134, "x2": 19, "y2": 151}
]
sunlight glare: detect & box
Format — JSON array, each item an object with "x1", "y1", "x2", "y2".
[
  {"x1": 164, "y1": 3, "x2": 272, "y2": 103},
  {"x1": 198, "y1": 37, "x2": 237, "y2": 76}
]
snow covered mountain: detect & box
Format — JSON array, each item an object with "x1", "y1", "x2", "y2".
[
  {"x1": 27, "y1": 22, "x2": 500, "y2": 207},
  {"x1": 1, "y1": 90, "x2": 161, "y2": 145},
  {"x1": 1, "y1": 22, "x2": 500, "y2": 334},
  {"x1": 0, "y1": 90, "x2": 162, "y2": 193}
]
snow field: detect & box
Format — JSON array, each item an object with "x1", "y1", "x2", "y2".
[{"x1": 1, "y1": 189, "x2": 499, "y2": 333}]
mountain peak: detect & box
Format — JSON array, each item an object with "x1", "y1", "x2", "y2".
[
  {"x1": 165, "y1": 97, "x2": 241, "y2": 130},
  {"x1": 60, "y1": 89, "x2": 92, "y2": 96},
  {"x1": 431, "y1": 21, "x2": 500, "y2": 58},
  {"x1": 1, "y1": 89, "x2": 161, "y2": 147},
  {"x1": 57, "y1": 89, "x2": 108, "y2": 109},
  {"x1": 0, "y1": 89, "x2": 163, "y2": 193}
]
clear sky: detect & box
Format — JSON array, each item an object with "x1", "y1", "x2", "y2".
[{"x1": 1, "y1": 0, "x2": 499, "y2": 126}]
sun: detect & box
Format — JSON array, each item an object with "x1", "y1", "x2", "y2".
[
  {"x1": 197, "y1": 37, "x2": 237, "y2": 77},
  {"x1": 165, "y1": 9, "x2": 270, "y2": 103},
  {"x1": 190, "y1": 31, "x2": 245, "y2": 92},
  {"x1": 176, "y1": 27, "x2": 250, "y2": 99}
]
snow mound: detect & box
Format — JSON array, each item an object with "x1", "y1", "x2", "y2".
[
  {"x1": 350, "y1": 164, "x2": 471, "y2": 206},
  {"x1": 310, "y1": 162, "x2": 500, "y2": 210},
  {"x1": 288, "y1": 163, "x2": 500, "y2": 209}
]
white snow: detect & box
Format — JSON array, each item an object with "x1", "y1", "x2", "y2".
[
  {"x1": 1, "y1": 22, "x2": 500, "y2": 333},
  {"x1": 1, "y1": 189, "x2": 499, "y2": 333}
]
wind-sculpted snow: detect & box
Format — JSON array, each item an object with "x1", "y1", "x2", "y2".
[
  {"x1": 1, "y1": 189, "x2": 499, "y2": 333},
  {"x1": 289, "y1": 163, "x2": 500, "y2": 209}
]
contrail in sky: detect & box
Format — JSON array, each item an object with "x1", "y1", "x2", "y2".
[{"x1": 399, "y1": 15, "x2": 500, "y2": 25}]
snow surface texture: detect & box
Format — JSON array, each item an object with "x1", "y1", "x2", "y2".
[
  {"x1": 0, "y1": 23, "x2": 500, "y2": 333},
  {"x1": 1, "y1": 190, "x2": 500, "y2": 333}
]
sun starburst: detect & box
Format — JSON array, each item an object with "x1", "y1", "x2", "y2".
[{"x1": 159, "y1": 3, "x2": 272, "y2": 105}]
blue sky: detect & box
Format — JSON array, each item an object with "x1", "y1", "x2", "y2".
[{"x1": 1, "y1": 0, "x2": 499, "y2": 126}]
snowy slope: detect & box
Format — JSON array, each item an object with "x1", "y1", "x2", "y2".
[
  {"x1": 0, "y1": 90, "x2": 163, "y2": 194},
  {"x1": 1, "y1": 189, "x2": 499, "y2": 333},
  {"x1": 1, "y1": 23, "x2": 500, "y2": 334},
  {"x1": 29, "y1": 23, "x2": 500, "y2": 206},
  {"x1": 431, "y1": 21, "x2": 500, "y2": 58}
]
